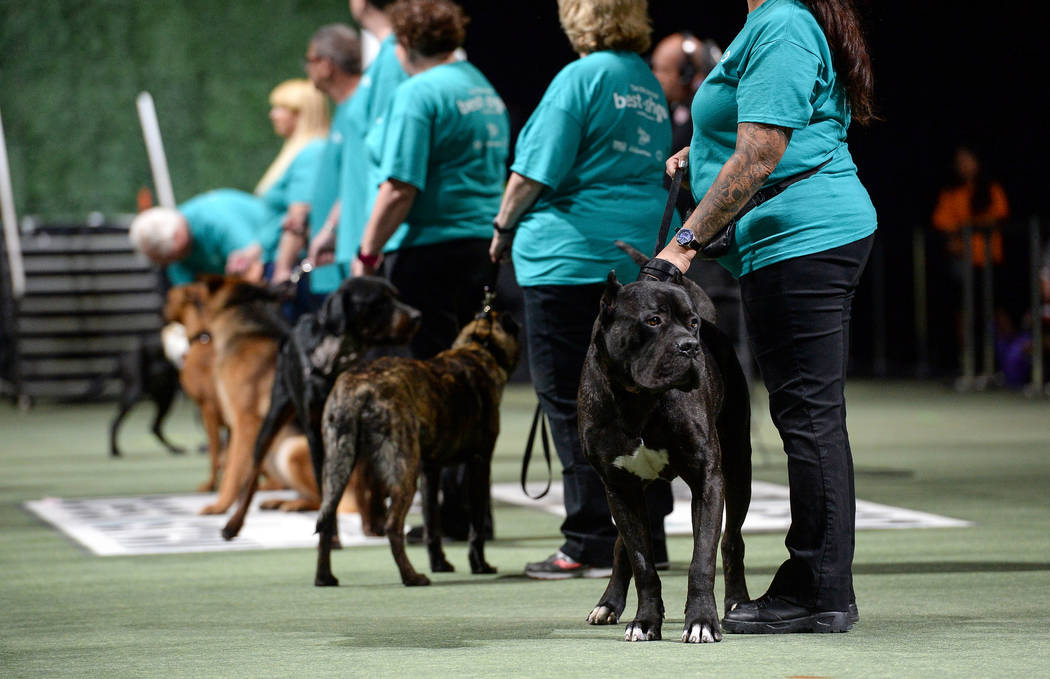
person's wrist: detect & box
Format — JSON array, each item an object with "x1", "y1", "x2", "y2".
[
  {"x1": 357, "y1": 248, "x2": 381, "y2": 269},
  {"x1": 493, "y1": 218, "x2": 516, "y2": 235}
]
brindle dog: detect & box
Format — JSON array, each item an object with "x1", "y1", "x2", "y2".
[
  {"x1": 579, "y1": 242, "x2": 752, "y2": 643},
  {"x1": 221, "y1": 276, "x2": 421, "y2": 541},
  {"x1": 314, "y1": 311, "x2": 520, "y2": 587}
]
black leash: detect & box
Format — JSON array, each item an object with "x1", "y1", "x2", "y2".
[
  {"x1": 653, "y1": 163, "x2": 686, "y2": 258},
  {"x1": 520, "y1": 400, "x2": 553, "y2": 499}
]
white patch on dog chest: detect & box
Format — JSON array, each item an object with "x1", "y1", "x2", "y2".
[{"x1": 613, "y1": 445, "x2": 670, "y2": 480}]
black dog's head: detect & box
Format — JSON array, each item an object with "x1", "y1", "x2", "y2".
[
  {"x1": 317, "y1": 275, "x2": 421, "y2": 347},
  {"x1": 593, "y1": 270, "x2": 704, "y2": 393}
]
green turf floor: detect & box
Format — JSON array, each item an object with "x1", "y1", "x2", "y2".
[{"x1": 2, "y1": 380, "x2": 1049, "y2": 678}]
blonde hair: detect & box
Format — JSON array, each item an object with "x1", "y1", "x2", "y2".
[
  {"x1": 129, "y1": 207, "x2": 183, "y2": 259},
  {"x1": 557, "y1": 0, "x2": 651, "y2": 55},
  {"x1": 255, "y1": 79, "x2": 331, "y2": 195}
]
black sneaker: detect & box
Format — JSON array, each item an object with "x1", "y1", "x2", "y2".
[
  {"x1": 524, "y1": 551, "x2": 612, "y2": 580},
  {"x1": 721, "y1": 594, "x2": 851, "y2": 634}
]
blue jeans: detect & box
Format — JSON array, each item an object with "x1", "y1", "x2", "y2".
[{"x1": 522, "y1": 283, "x2": 671, "y2": 567}]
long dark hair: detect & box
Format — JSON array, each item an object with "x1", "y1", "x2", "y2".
[{"x1": 799, "y1": 0, "x2": 876, "y2": 125}]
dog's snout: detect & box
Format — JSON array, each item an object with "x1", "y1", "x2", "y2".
[{"x1": 677, "y1": 338, "x2": 699, "y2": 357}]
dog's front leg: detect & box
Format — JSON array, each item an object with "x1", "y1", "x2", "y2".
[
  {"x1": 681, "y1": 465, "x2": 724, "y2": 643},
  {"x1": 587, "y1": 534, "x2": 632, "y2": 625},
  {"x1": 420, "y1": 464, "x2": 454, "y2": 573},
  {"x1": 605, "y1": 481, "x2": 664, "y2": 641}
]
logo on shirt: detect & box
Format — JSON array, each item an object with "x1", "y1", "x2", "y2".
[
  {"x1": 456, "y1": 92, "x2": 506, "y2": 116},
  {"x1": 637, "y1": 127, "x2": 651, "y2": 146},
  {"x1": 612, "y1": 84, "x2": 668, "y2": 124}
]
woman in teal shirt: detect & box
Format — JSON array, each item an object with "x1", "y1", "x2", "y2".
[
  {"x1": 648, "y1": 0, "x2": 878, "y2": 634},
  {"x1": 255, "y1": 78, "x2": 329, "y2": 269},
  {"x1": 353, "y1": 0, "x2": 509, "y2": 359},
  {"x1": 488, "y1": 0, "x2": 674, "y2": 581}
]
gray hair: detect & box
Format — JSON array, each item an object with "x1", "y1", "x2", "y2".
[
  {"x1": 310, "y1": 24, "x2": 363, "y2": 75},
  {"x1": 129, "y1": 207, "x2": 182, "y2": 259}
]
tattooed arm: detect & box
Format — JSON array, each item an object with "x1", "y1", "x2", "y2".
[{"x1": 655, "y1": 122, "x2": 792, "y2": 273}]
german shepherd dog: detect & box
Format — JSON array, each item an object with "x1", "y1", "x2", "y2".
[
  {"x1": 314, "y1": 311, "x2": 520, "y2": 587},
  {"x1": 221, "y1": 276, "x2": 421, "y2": 541}
]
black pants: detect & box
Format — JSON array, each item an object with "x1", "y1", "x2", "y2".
[
  {"x1": 383, "y1": 237, "x2": 493, "y2": 538},
  {"x1": 739, "y1": 234, "x2": 874, "y2": 612},
  {"x1": 383, "y1": 238, "x2": 491, "y2": 359},
  {"x1": 522, "y1": 283, "x2": 672, "y2": 567}
]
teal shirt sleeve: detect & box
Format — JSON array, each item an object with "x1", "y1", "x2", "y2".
[
  {"x1": 511, "y1": 103, "x2": 583, "y2": 189},
  {"x1": 737, "y1": 40, "x2": 821, "y2": 129},
  {"x1": 285, "y1": 142, "x2": 324, "y2": 204},
  {"x1": 511, "y1": 73, "x2": 584, "y2": 189},
  {"x1": 378, "y1": 110, "x2": 432, "y2": 192}
]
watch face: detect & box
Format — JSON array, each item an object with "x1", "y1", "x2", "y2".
[{"x1": 675, "y1": 229, "x2": 695, "y2": 247}]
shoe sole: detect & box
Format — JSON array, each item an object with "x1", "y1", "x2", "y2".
[
  {"x1": 524, "y1": 567, "x2": 613, "y2": 580},
  {"x1": 722, "y1": 610, "x2": 852, "y2": 634}
]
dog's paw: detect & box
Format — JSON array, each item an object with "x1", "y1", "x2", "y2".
[
  {"x1": 430, "y1": 559, "x2": 455, "y2": 573},
  {"x1": 258, "y1": 499, "x2": 283, "y2": 511},
  {"x1": 198, "y1": 504, "x2": 225, "y2": 515},
  {"x1": 624, "y1": 620, "x2": 661, "y2": 642},
  {"x1": 220, "y1": 523, "x2": 240, "y2": 541},
  {"x1": 470, "y1": 562, "x2": 497, "y2": 575},
  {"x1": 682, "y1": 622, "x2": 721, "y2": 643},
  {"x1": 314, "y1": 573, "x2": 339, "y2": 587},
  {"x1": 586, "y1": 605, "x2": 619, "y2": 625},
  {"x1": 402, "y1": 573, "x2": 431, "y2": 587}
]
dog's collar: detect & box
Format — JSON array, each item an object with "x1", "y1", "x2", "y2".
[
  {"x1": 188, "y1": 331, "x2": 211, "y2": 345},
  {"x1": 637, "y1": 258, "x2": 683, "y2": 284}
]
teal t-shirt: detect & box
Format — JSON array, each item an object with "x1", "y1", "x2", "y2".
[
  {"x1": 334, "y1": 35, "x2": 408, "y2": 267},
  {"x1": 366, "y1": 60, "x2": 510, "y2": 252},
  {"x1": 308, "y1": 97, "x2": 354, "y2": 293},
  {"x1": 689, "y1": 0, "x2": 877, "y2": 278},
  {"x1": 258, "y1": 138, "x2": 325, "y2": 262},
  {"x1": 510, "y1": 51, "x2": 672, "y2": 286},
  {"x1": 167, "y1": 189, "x2": 265, "y2": 285}
]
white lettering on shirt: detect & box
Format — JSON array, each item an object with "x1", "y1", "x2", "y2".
[{"x1": 612, "y1": 84, "x2": 669, "y2": 124}]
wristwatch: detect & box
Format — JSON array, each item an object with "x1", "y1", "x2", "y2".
[{"x1": 675, "y1": 228, "x2": 701, "y2": 250}]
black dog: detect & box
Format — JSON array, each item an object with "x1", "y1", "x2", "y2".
[
  {"x1": 579, "y1": 248, "x2": 752, "y2": 643},
  {"x1": 109, "y1": 336, "x2": 183, "y2": 457},
  {"x1": 221, "y1": 275, "x2": 420, "y2": 541}
]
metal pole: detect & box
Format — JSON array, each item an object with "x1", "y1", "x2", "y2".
[
  {"x1": 135, "y1": 92, "x2": 176, "y2": 209},
  {"x1": 979, "y1": 225, "x2": 996, "y2": 388},
  {"x1": 958, "y1": 223, "x2": 976, "y2": 390},
  {"x1": 0, "y1": 107, "x2": 25, "y2": 300},
  {"x1": 1029, "y1": 216, "x2": 1044, "y2": 396},
  {"x1": 912, "y1": 226, "x2": 929, "y2": 377}
]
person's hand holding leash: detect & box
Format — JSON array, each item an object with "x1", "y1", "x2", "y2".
[
  {"x1": 666, "y1": 146, "x2": 690, "y2": 178},
  {"x1": 308, "y1": 224, "x2": 337, "y2": 268},
  {"x1": 489, "y1": 219, "x2": 515, "y2": 263}
]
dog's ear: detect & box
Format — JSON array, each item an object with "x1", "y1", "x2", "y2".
[
  {"x1": 198, "y1": 274, "x2": 227, "y2": 296},
  {"x1": 600, "y1": 270, "x2": 621, "y2": 324},
  {"x1": 317, "y1": 287, "x2": 348, "y2": 334}
]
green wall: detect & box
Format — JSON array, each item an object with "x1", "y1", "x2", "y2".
[{"x1": 0, "y1": 0, "x2": 351, "y2": 219}]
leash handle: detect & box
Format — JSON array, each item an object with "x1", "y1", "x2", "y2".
[
  {"x1": 520, "y1": 402, "x2": 552, "y2": 500},
  {"x1": 654, "y1": 162, "x2": 686, "y2": 258}
]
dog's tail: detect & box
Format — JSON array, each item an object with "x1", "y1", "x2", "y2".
[
  {"x1": 614, "y1": 239, "x2": 649, "y2": 266},
  {"x1": 315, "y1": 381, "x2": 370, "y2": 536}
]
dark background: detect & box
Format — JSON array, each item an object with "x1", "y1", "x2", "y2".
[{"x1": 1, "y1": 1, "x2": 1046, "y2": 376}]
